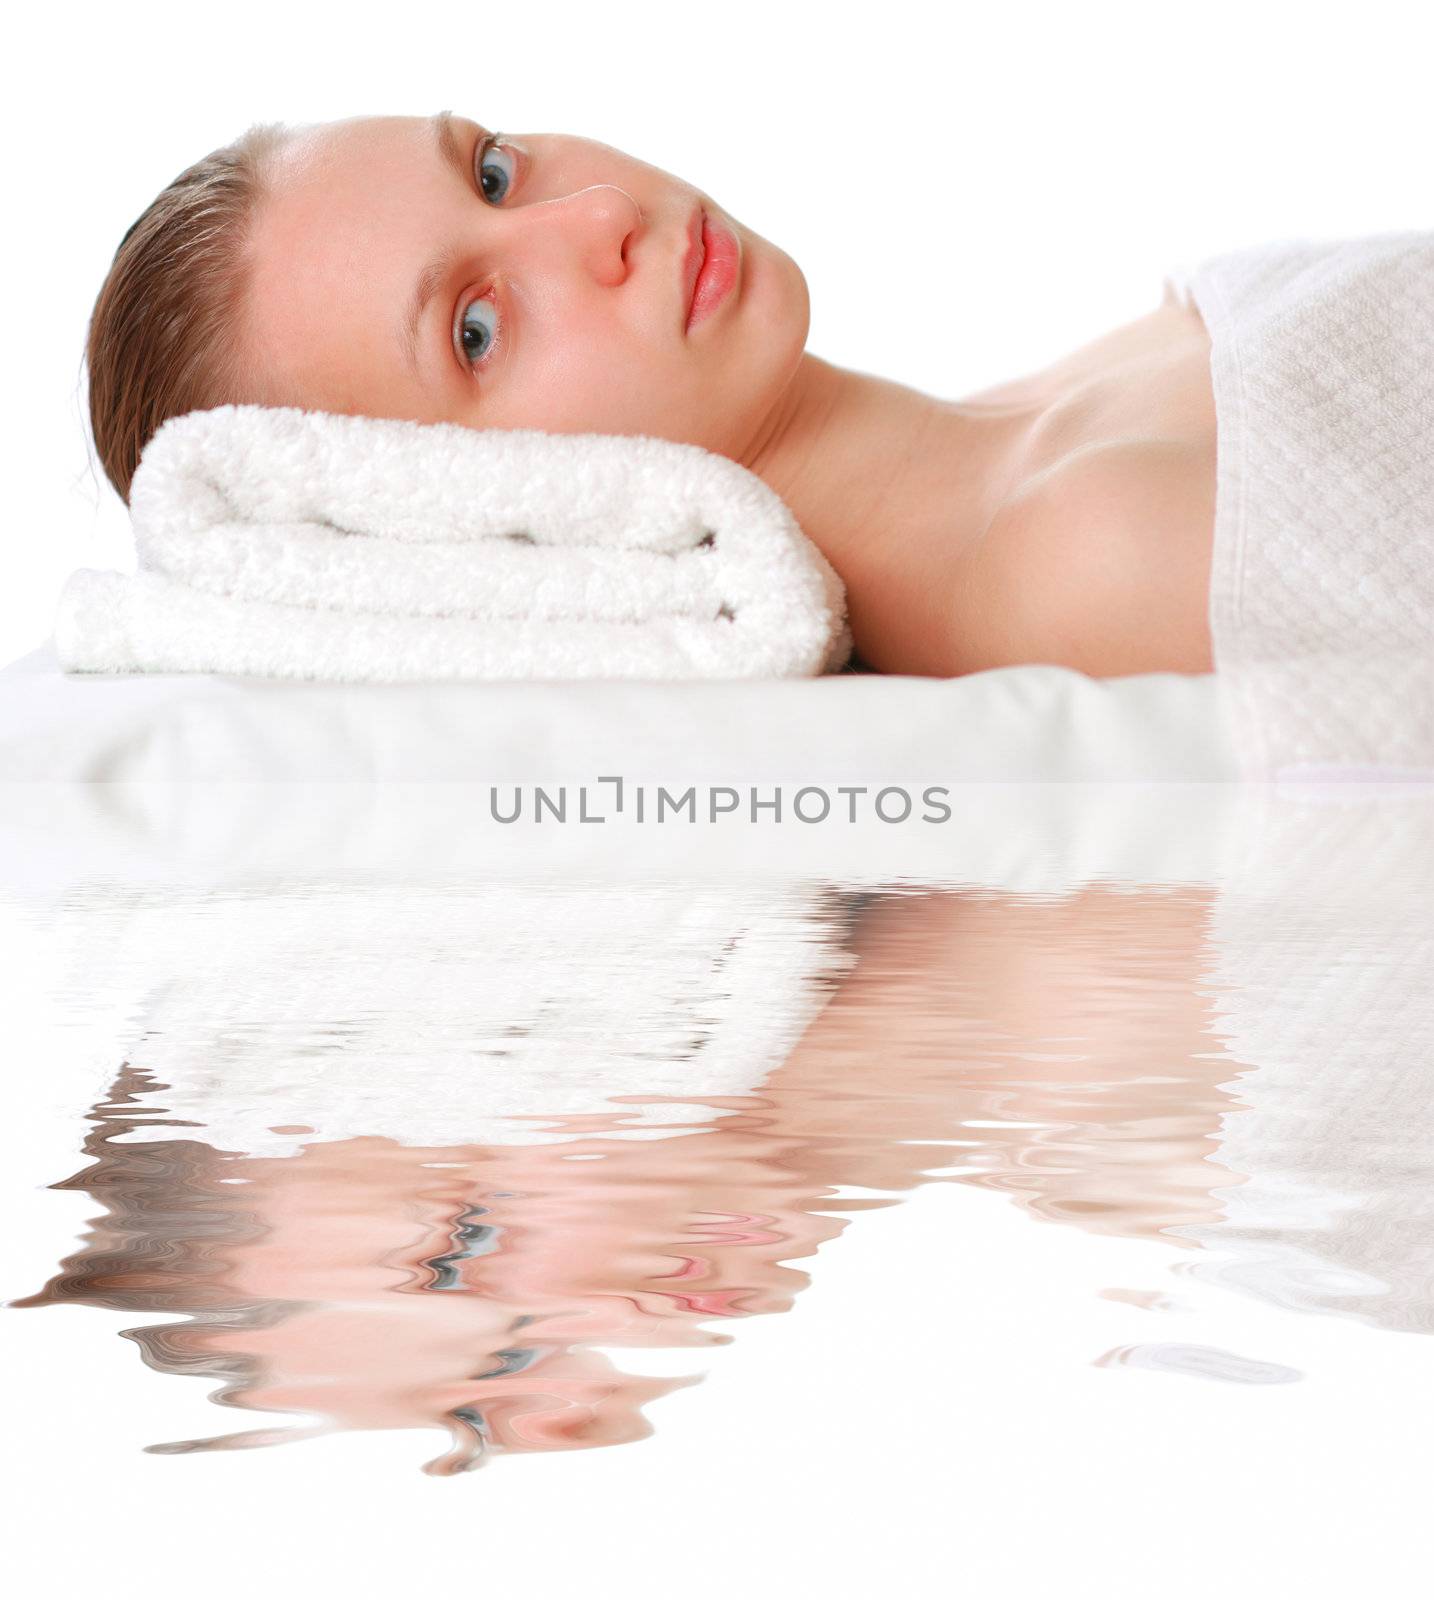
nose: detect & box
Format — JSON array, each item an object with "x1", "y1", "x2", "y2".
[{"x1": 484, "y1": 182, "x2": 644, "y2": 285}]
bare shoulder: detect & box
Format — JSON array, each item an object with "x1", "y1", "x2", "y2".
[{"x1": 947, "y1": 439, "x2": 1216, "y2": 677}]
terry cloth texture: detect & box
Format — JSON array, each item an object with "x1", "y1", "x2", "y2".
[{"x1": 54, "y1": 405, "x2": 852, "y2": 683}]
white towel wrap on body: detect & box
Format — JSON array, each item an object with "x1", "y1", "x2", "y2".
[{"x1": 1165, "y1": 232, "x2": 1434, "y2": 779}]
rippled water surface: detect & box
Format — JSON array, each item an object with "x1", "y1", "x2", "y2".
[{"x1": 3, "y1": 782, "x2": 1432, "y2": 1596}]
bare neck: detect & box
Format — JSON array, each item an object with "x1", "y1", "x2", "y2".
[{"x1": 736, "y1": 352, "x2": 1046, "y2": 667}]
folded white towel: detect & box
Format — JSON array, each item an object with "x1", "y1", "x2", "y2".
[{"x1": 55, "y1": 405, "x2": 852, "y2": 682}]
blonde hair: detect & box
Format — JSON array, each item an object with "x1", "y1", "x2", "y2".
[{"x1": 85, "y1": 121, "x2": 292, "y2": 504}]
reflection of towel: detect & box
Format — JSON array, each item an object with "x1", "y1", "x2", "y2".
[
  {"x1": 1184, "y1": 791, "x2": 1434, "y2": 1334},
  {"x1": 1166, "y1": 233, "x2": 1434, "y2": 779},
  {"x1": 71, "y1": 877, "x2": 854, "y2": 1156},
  {"x1": 53, "y1": 405, "x2": 851, "y2": 683}
]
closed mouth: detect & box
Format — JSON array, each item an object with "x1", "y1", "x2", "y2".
[{"x1": 682, "y1": 204, "x2": 706, "y2": 325}]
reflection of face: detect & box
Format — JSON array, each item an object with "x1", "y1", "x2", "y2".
[
  {"x1": 243, "y1": 113, "x2": 811, "y2": 462},
  {"x1": 211, "y1": 1132, "x2": 846, "y2": 1469}
]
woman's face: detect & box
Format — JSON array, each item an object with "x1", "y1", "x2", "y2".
[{"x1": 242, "y1": 113, "x2": 811, "y2": 462}]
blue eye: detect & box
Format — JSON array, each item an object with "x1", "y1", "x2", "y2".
[
  {"x1": 458, "y1": 296, "x2": 498, "y2": 365},
  {"x1": 476, "y1": 133, "x2": 516, "y2": 203}
]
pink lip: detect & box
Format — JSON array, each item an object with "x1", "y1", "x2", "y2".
[{"x1": 682, "y1": 208, "x2": 739, "y2": 333}]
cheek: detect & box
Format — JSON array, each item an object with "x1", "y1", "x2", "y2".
[
  {"x1": 501, "y1": 345, "x2": 635, "y2": 430},
  {"x1": 494, "y1": 310, "x2": 679, "y2": 432}
]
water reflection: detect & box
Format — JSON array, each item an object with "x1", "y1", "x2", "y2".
[
  {"x1": 1177, "y1": 790, "x2": 1434, "y2": 1333},
  {"x1": 5, "y1": 784, "x2": 1433, "y2": 1473},
  {"x1": 1, "y1": 876, "x2": 1254, "y2": 1472}
]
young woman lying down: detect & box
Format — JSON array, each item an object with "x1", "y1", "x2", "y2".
[{"x1": 84, "y1": 111, "x2": 1218, "y2": 679}]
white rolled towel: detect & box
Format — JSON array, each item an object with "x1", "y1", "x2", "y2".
[{"x1": 55, "y1": 405, "x2": 852, "y2": 682}]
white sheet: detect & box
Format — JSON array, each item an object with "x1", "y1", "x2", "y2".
[{"x1": 0, "y1": 636, "x2": 1236, "y2": 782}]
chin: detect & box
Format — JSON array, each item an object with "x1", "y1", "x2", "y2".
[{"x1": 778, "y1": 255, "x2": 813, "y2": 357}]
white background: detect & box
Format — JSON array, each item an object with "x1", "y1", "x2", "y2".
[{"x1": 4, "y1": 0, "x2": 1430, "y2": 667}]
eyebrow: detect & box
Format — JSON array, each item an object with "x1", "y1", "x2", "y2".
[{"x1": 399, "y1": 110, "x2": 481, "y2": 378}]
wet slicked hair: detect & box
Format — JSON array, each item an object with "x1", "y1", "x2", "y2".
[{"x1": 85, "y1": 121, "x2": 292, "y2": 504}]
